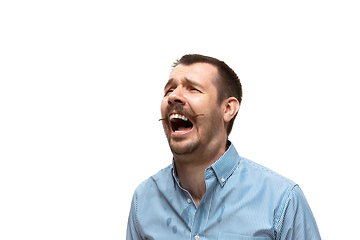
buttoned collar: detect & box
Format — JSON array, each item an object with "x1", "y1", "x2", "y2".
[
  {"x1": 171, "y1": 141, "x2": 241, "y2": 188},
  {"x1": 209, "y1": 141, "x2": 240, "y2": 187}
]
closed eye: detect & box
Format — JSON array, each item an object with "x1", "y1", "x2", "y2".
[
  {"x1": 189, "y1": 87, "x2": 201, "y2": 93},
  {"x1": 164, "y1": 88, "x2": 175, "y2": 96}
]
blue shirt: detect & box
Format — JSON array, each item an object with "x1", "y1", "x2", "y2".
[{"x1": 127, "y1": 143, "x2": 321, "y2": 240}]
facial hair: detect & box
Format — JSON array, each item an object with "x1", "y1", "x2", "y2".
[{"x1": 161, "y1": 104, "x2": 222, "y2": 157}]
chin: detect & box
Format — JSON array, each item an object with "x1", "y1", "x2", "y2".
[{"x1": 169, "y1": 137, "x2": 200, "y2": 156}]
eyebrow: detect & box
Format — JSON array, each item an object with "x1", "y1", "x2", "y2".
[
  {"x1": 164, "y1": 78, "x2": 174, "y2": 91},
  {"x1": 164, "y1": 77, "x2": 203, "y2": 90}
]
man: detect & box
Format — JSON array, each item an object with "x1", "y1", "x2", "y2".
[{"x1": 127, "y1": 54, "x2": 321, "y2": 239}]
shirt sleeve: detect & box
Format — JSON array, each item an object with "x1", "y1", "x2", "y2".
[
  {"x1": 126, "y1": 192, "x2": 143, "y2": 240},
  {"x1": 275, "y1": 185, "x2": 321, "y2": 240}
]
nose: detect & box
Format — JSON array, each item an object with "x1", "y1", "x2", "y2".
[{"x1": 167, "y1": 87, "x2": 185, "y2": 105}]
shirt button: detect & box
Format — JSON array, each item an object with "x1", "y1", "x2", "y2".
[
  {"x1": 194, "y1": 235, "x2": 199, "y2": 240},
  {"x1": 187, "y1": 198, "x2": 191, "y2": 204},
  {"x1": 221, "y1": 177, "x2": 225, "y2": 183}
]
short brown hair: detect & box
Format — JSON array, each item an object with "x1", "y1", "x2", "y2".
[{"x1": 172, "y1": 54, "x2": 242, "y2": 135}]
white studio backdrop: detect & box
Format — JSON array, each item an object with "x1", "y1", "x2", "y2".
[{"x1": 1, "y1": 1, "x2": 359, "y2": 239}]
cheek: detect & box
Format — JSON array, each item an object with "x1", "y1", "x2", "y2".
[
  {"x1": 197, "y1": 101, "x2": 223, "y2": 127},
  {"x1": 160, "y1": 98, "x2": 168, "y2": 115},
  {"x1": 190, "y1": 96, "x2": 216, "y2": 114}
]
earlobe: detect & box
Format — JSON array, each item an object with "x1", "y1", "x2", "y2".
[{"x1": 223, "y1": 97, "x2": 240, "y2": 123}]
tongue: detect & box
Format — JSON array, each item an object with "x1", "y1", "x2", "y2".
[{"x1": 178, "y1": 126, "x2": 191, "y2": 132}]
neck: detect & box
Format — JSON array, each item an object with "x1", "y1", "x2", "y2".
[{"x1": 173, "y1": 140, "x2": 228, "y2": 207}]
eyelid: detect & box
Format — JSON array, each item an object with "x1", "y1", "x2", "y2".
[
  {"x1": 164, "y1": 87, "x2": 174, "y2": 95},
  {"x1": 164, "y1": 82, "x2": 202, "y2": 96},
  {"x1": 189, "y1": 86, "x2": 202, "y2": 93}
]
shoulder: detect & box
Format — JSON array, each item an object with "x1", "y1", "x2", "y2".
[
  {"x1": 133, "y1": 164, "x2": 173, "y2": 198},
  {"x1": 238, "y1": 156, "x2": 296, "y2": 188},
  {"x1": 232, "y1": 156, "x2": 298, "y2": 210},
  {"x1": 129, "y1": 164, "x2": 174, "y2": 231}
]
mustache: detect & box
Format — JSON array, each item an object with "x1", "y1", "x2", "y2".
[
  {"x1": 158, "y1": 105, "x2": 204, "y2": 121},
  {"x1": 158, "y1": 114, "x2": 204, "y2": 122}
]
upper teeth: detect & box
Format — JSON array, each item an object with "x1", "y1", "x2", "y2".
[{"x1": 170, "y1": 114, "x2": 188, "y2": 121}]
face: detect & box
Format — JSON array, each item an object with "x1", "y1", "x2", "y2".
[{"x1": 160, "y1": 63, "x2": 225, "y2": 157}]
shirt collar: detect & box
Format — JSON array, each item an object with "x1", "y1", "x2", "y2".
[
  {"x1": 171, "y1": 141, "x2": 241, "y2": 188},
  {"x1": 210, "y1": 141, "x2": 240, "y2": 187}
]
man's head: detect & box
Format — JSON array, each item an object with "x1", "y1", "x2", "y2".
[
  {"x1": 172, "y1": 54, "x2": 242, "y2": 134},
  {"x1": 160, "y1": 54, "x2": 242, "y2": 158}
]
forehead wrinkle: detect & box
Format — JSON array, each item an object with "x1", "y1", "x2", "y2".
[
  {"x1": 183, "y1": 77, "x2": 203, "y2": 88},
  {"x1": 166, "y1": 63, "x2": 216, "y2": 91},
  {"x1": 164, "y1": 77, "x2": 201, "y2": 90}
]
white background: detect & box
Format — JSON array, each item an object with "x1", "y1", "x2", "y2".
[{"x1": 1, "y1": 1, "x2": 359, "y2": 239}]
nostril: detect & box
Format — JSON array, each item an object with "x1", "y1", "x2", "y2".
[{"x1": 168, "y1": 98, "x2": 183, "y2": 105}]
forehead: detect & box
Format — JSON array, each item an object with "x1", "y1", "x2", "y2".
[{"x1": 169, "y1": 62, "x2": 219, "y2": 85}]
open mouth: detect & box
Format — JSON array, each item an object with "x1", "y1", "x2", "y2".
[{"x1": 169, "y1": 113, "x2": 194, "y2": 134}]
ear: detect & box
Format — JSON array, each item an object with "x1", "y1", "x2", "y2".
[{"x1": 223, "y1": 97, "x2": 240, "y2": 123}]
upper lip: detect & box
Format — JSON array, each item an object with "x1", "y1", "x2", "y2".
[{"x1": 168, "y1": 111, "x2": 190, "y2": 122}]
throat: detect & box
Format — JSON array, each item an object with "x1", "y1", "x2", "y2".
[
  {"x1": 184, "y1": 183, "x2": 206, "y2": 207},
  {"x1": 175, "y1": 163, "x2": 207, "y2": 207}
]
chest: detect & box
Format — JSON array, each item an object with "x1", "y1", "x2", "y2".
[{"x1": 137, "y1": 183, "x2": 276, "y2": 239}]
